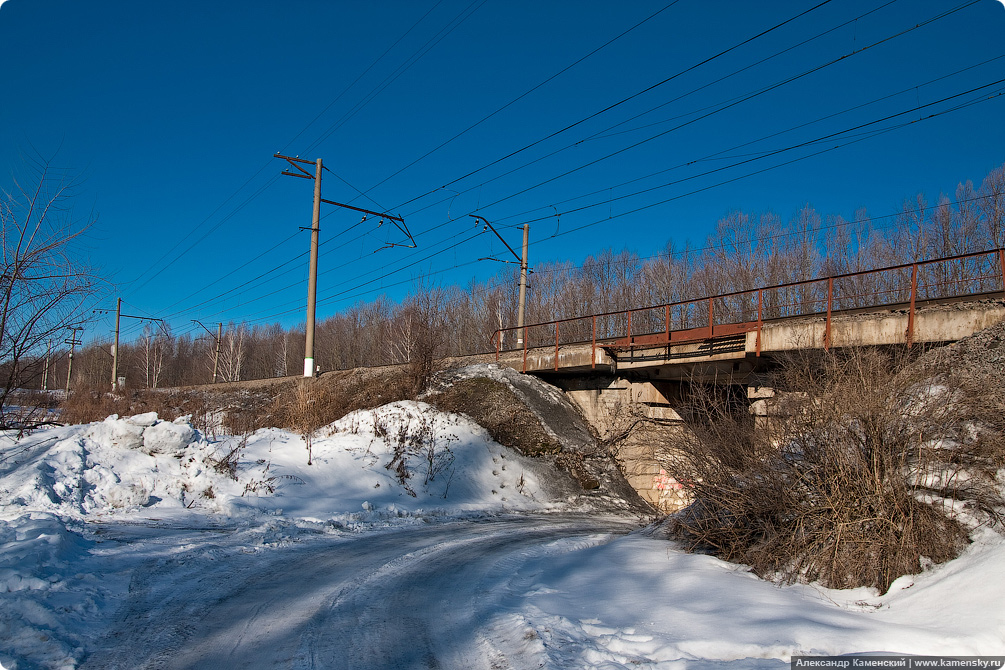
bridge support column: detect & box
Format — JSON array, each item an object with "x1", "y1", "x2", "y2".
[{"x1": 553, "y1": 375, "x2": 694, "y2": 511}]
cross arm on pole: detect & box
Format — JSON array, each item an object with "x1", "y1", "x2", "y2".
[
  {"x1": 93, "y1": 309, "x2": 163, "y2": 323},
  {"x1": 319, "y1": 198, "x2": 404, "y2": 224},
  {"x1": 470, "y1": 214, "x2": 520, "y2": 263},
  {"x1": 275, "y1": 153, "x2": 314, "y2": 170},
  {"x1": 191, "y1": 320, "x2": 220, "y2": 342},
  {"x1": 275, "y1": 153, "x2": 414, "y2": 249},
  {"x1": 320, "y1": 198, "x2": 414, "y2": 250}
]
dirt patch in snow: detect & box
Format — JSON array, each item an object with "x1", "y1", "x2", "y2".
[{"x1": 426, "y1": 377, "x2": 561, "y2": 455}]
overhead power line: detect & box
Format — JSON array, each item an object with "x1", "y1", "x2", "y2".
[
  {"x1": 495, "y1": 77, "x2": 1005, "y2": 229},
  {"x1": 531, "y1": 90, "x2": 1005, "y2": 246},
  {"x1": 302, "y1": 0, "x2": 489, "y2": 156},
  {"x1": 232, "y1": 81, "x2": 1005, "y2": 325},
  {"x1": 360, "y1": 0, "x2": 686, "y2": 199},
  {"x1": 462, "y1": 0, "x2": 984, "y2": 219},
  {"x1": 384, "y1": 0, "x2": 839, "y2": 214},
  {"x1": 125, "y1": 0, "x2": 860, "y2": 325},
  {"x1": 486, "y1": 53, "x2": 1005, "y2": 227},
  {"x1": 281, "y1": 0, "x2": 446, "y2": 155},
  {"x1": 122, "y1": 166, "x2": 277, "y2": 298},
  {"x1": 122, "y1": 2, "x2": 456, "y2": 308},
  {"x1": 127, "y1": 0, "x2": 988, "y2": 335}
]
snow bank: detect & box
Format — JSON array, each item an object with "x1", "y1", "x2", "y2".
[
  {"x1": 0, "y1": 514, "x2": 100, "y2": 670},
  {"x1": 486, "y1": 530, "x2": 1005, "y2": 667},
  {"x1": 1, "y1": 402, "x2": 557, "y2": 526},
  {"x1": 2, "y1": 414, "x2": 243, "y2": 519},
  {"x1": 243, "y1": 400, "x2": 557, "y2": 522}
]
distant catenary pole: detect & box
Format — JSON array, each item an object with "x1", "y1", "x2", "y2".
[
  {"x1": 213, "y1": 322, "x2": 222, "y2": 383},
  {"x1": 111, "y1": 297, "x2": 121, "y2": 392}
]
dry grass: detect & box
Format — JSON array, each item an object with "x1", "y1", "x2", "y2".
[
  {"x1": 60, "y1": 367, "x2": 417, "y2": 441},
  {"x1": 269, "y1": 370, "x2": 414, "y2": 432},
  {"x1": 662, "y1": 347, "x2": 1004, "y2": 593},
  {"x1": 59, "y1": 387, "x2": 132, "y2": 425},
  {"x1": 425, "y1": 377, "x2": 561, "y2": 456},
  {"x1": 60, "y1": 383, "x2": 272, "y2": 438}
]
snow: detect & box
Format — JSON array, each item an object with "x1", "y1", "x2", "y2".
[
  {"x1": 495, "y1": 528, "x2": 1005, "y2": 668},
  {"x1": 1, "y1": 403, "x2": 1003, "y2": 669}
]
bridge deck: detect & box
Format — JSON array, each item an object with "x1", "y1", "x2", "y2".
[
  {"x1": 491, "y1": 249, "x2": 1005, "y2": 376},
  {"x1": 493, "y1": 296, "x2": 1005, "y2": 376}
]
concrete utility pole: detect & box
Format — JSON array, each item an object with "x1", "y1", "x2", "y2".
[
  {"x1": 64, "y1": 327, "x2": 83, "y2": 395},
  {"x1": 97, "y1": 299, "x2": 163, "y2": 392},
  {"x1": 275, "y1": 153, "x2": 412, "y2": 378},
  {"x1": 192, "y1": 320, "x2": 223, "y2": 383},
  {"x1": 517, "y1": 223, "x2": 529, "y2": 346},
  {"x1": 304, "y1": 157, "x2": 322, "y2": 378},
  {"x1": 214, "y1": 322, "x2": 222, "y2": 383}
]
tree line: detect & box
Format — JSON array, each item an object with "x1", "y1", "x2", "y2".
[{"x1": 8, "y1": 161, "x2": 1005, "y2": 395}]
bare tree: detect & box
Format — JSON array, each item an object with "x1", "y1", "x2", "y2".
[
  {"x1": 139, "y1": 322, "x2": 172, "y2": 389},
  {"x1": 1, "y1": 155, "x2": 102, "y2": 426},
  {"x1": 978, "y1": 164, "x2": 1005, "y2": 249},
  {"x1": 218, "y1": 322, "x2": 247, "y2": 383}
]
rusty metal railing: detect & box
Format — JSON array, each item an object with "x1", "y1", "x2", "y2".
[{"x1": 491, "y1": 248, "x2": 1005, "y2": 372}]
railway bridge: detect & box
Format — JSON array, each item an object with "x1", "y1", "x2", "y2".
[{"x1": 486, "y1": 248, "x2": 1005, "y2": 510}]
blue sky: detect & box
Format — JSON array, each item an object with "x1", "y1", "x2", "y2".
[{"x1": 2, "y1": 0, "x2": 1004, "y2": 345}]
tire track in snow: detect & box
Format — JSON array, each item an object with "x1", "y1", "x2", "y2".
[{"x1": 80, "y1": 514, "x2": 636, "y2": 669}]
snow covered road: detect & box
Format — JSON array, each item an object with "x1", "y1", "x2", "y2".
[{"x1": 79, "y1": 514, "x2": 639, "y2": 670}]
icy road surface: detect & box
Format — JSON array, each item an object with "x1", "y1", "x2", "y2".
[{"x1": 80, "y1": 514, "x2": 640, "y2": 670}]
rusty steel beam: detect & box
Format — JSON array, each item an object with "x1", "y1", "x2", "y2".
[
  {"x1": 756, "y1": 289, "x2": 763, "y2": 357},
  {"x1": 825, "y1": 277, "x2": 834, "y2": 352}
]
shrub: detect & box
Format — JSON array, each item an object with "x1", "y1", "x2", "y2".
[
  {"x1": 663, "y1": 347, "x2": 1003, "y2": 593},
  {"x1": 59, "y1": 385, "x2": 130, "y2": 425}
]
